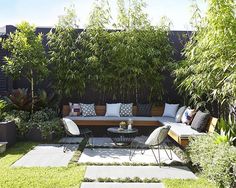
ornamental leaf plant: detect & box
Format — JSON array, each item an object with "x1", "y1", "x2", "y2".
[{"x1": 1, "y1": 21, "x2": 48, "y2": 112}]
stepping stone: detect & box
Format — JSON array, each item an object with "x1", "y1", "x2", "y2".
[
  {"x1": 79, "y1": 148, "x2": 181, "y2": 164},
  {"x1": 80, "y1": 182, "x2": 164, "y2": 188},
  {"x1": 85, "y1": 166, "x2": 196, "y2": 179},
  {"x1": 12, "y1": 144, "x2": 78, "y2": 167},
  {"x1": 89, "y1": 137, "x2": 114, "y2": 147},
  {"x1": 89, "y1": 137, "x2": 152, "y2": 148},
  {"x1": 59, "y1": 137, "x2": 84, "y2": 144}
]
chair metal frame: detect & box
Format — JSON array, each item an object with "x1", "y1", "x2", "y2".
[
  {"x1": 62, "y1": 119, "x2": 93, "y2": 152},
  {"x1": 129, "y1": 126, "x2": 172, "y2": 167}
]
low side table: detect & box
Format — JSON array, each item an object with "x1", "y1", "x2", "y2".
[{"x1": 107, "y1": 127, "x2": 138, "y2": 146}]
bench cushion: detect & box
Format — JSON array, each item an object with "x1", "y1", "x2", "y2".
[
  {"x1": 169, "y1": 123, "x2": 205, "y2": 138},
  {"x1": 65, "y1": 116, "x2": 162, "y2": 121},
  {"x1": 154, "y1": 117, "x2": 204, "y2": 138}
]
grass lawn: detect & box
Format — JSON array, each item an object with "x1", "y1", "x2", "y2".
[
  {"x1": 0, "y1": 142, "x2": 85, "y2": 188},
  {"x1": 0, "y1": 142, "x2": 217, "y2": 188},
  {"x1": 163, "y1": 178, "x2": 217, "y2": 188}
]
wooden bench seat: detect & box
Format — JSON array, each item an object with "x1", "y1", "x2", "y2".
[
  {"x1": 62, "y1": 105, "x2": 218, "y2": 147},
  {"x1": 168, "y1": 117, "x2": 218, "y2": 147}
]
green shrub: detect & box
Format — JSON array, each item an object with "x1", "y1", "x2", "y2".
[
  {"x1": 4, "y1": 108, "x2": 62, "y2": 139},
  {"x1": 29, "y1": 109, "x2": 63, "y2": 139},
  {"x1": 188, "y1": 134, "x2": 236, "y2": 187},
  {"x1": 174, "y1": 0, "x2": 236, "y2": 107},
  {"x1": 0, "y1": 99, "x2": 7, "y2": 121}
]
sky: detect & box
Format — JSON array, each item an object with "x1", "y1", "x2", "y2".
[{"x1": 0, "y1": 0, "x2": 207, "y2": 30}]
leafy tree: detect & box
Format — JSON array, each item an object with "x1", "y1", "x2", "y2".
[
  {"x1": 109, "y1": 0, "x2": 172, "y2": 102},
  {"x1": 47, "y1": 6, "x2": 85, "y2": 96},
  {"x1": 116, "y1": 0, "x2": 150, "y2": 30},
  {"x1": 1, "y1": 21, "x2": 48, "y2": 112},
  {"x1": 174, "y1": 0, "x2": 236, "y2": 108},
  {"x1": 79, "y1": 0, "x2": 112, "y2": 102}
]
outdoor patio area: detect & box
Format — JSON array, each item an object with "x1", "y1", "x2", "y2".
[
  {"x1": 0, "y1": 0, "x2": 235, "y2": 187},
  {"x1": 10, "y1": 137, "x2": 197, "y2": 187},
  {"x1": 12, "y1": 137, "x2": 184, "y2": 167}
]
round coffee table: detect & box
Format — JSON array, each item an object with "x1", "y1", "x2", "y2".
[{"x1": 107, "y1": 127, "x2": 138, "y2": 146}]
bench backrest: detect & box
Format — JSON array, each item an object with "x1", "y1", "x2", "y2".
[
  {"x1": 62, "y1": 105, "x2": 164, "y2": 117},
  {"x1": 206, "y1": 117, "x2": 218, "y2": 133}
]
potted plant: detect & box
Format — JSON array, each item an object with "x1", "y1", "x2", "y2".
[
  {"x1": 26, "y1": 108, "x2": 63, "y2": 142},
  {"x1": 0, "y1": 100, "x2": 16, "y2": 147}
]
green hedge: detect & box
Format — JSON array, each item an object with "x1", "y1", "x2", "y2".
[{"x1": 188, "y1": 134, "x2": 236, "y2": 187}]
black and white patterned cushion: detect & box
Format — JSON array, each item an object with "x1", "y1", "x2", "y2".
[
  {"x1": 120, "y1": 103, "x2": 133, "y2": 117},
  {"x1": 80, "y1": 103, "x2": 96, "y2": 117}
]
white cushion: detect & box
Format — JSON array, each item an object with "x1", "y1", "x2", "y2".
[
  {"x1": 105, "y1": 103, "x2": 121, "y2": 117},
  {"x1": 175, "y1": 106, "x2": 186, "y2": 122},
  {"x1": 162, "y1": 103, "x2": 179, "y2": 118},
  {"x1": 181, "y1": 107, "x2": 196, "y2": 124}
]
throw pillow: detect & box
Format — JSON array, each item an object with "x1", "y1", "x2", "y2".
[
  {"x1": 69, "y1": 102, "x2": 81, "y2": 116},
  {"x1": 136, "y1": 103, "x2": 152, "y2": 116},
  {"x1": 175, "y1": 106, "x2": 186, "y2": 122},
  {"x1": 105, "y1": 103, "x2": 121, "y2": 117},
  {"x1": 181, "y1": 107, "x2": 196, "y2": 124},
  {"x1": 80, "y1": 103, "x2": 96, "y2": 117},
  {"x1": 162, "y1": 103, "x2": 179, "y2": 118},
  {"x1": 120, "y1": 103, "x2": 133, "y2": 117},
  {"x1": 191, "y1": 110, "x2": 210, "y2": 132}
]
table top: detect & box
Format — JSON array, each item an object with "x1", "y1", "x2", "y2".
[{"x1": 107, "y1": 127, "x2": 138, "y2": 134}]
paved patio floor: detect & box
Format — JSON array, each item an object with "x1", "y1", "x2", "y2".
[
  {"x1": 79, "y1": 147, "x2": 181, "y2": 164},
  {"x1": 58, "y1": 137, "x2": 84, "y2": 144},
  {"x1": 85, "y1": 166, "x2": 196, "y2": 179},
  {"x1": 80, "y1": 182, "x2": 164, "y2": 188},
  {"x1": 12, "y1": 144, "x2": 78, "y2": 167}
]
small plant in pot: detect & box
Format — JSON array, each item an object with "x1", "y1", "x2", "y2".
[
  {"x1": 0, "y1": 100, "x2": 6, "y2": 121},
  {"x1": 119, "y1": 121, "x2": 126, "y2": 130},
  {"x1": 0, "y1": 99, "x2": 17, "y2": 147},
  {"x1": 27, "y1": 108, "x2": 63, "y2": 142},
  {"x1": 4, "y1": 110, "x2": 31, "y2": 140}
]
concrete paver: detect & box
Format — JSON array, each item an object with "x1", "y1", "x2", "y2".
[
  {"x1": 12, "y1": 144, "x2": 78, "y2": 167},
  {"x1": 79, "y1": 148, "x2": 181, "y2": 164},
  {"x1": 85, "y1": 165, "x2": 196, "y2": 179},
  {"x1": 80, "y1": 182, "x2": 164, "y2": 188}
]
